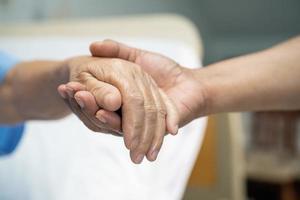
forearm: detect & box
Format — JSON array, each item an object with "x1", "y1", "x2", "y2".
[
  {"x1": 197, "y1": 36, "x2": 300, "y2": 115},
  {"x1": 0, "y1": 60, "x2": 70, "y2": 123}
]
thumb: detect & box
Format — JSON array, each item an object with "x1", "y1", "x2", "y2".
[{"x1": 89, "y1": 39, "x2": 143, "y2": 62}]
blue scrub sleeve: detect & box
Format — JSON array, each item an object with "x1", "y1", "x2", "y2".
[{"x1": 0, "y1": 51, "x2": 25, "y2": 156}]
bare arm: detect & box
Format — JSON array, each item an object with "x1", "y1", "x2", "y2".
[
  {"x1": 0, "y1": 55, "x2": 177, "y2": 164},
  {"x1": 88, "y1": 36, "x2": 300, "y2": 128},
  {"x1": 0, "y1": 60, "x2": 70, "y2": 123},
  {"x1": 199, "y1": 36, "x2": 300, "y2": 115}
]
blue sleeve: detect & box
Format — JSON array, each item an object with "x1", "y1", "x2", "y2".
[
  {"x1": 0, "y1": 51, "x2": 25, "y2": 156},
  {"x1": 0, "y1": 124, "x2": 25, "y2": 156},
  {"x1": 0, "y1": 51, "x2": 19, "y2": 83}
]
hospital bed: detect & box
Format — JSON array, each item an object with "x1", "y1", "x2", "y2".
[{"x1": 0, "y1": 14, "x2": 245, "y2": 200}]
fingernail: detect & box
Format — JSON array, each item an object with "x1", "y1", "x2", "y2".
[
  {"x1": 75, "y1": 97, "x2": 84, "y2": 108},
  {"x1": 96, "y1": 113, "x2": 107, "y2": 123},
  {"x1": 134, "y1": 154, "x2": 144, "y2": 164},
  {"x1": 58, "y1": 90, "x2": 67, "y2": 99},
  {"x1": 171, "y1": 125, "x2": 179, "y2": 135},
  {"x1": 150, "y1": 150, "x2": 159, "y2": 161},
  {"x1": 65, "y1": 86, "x2": 74, "y2": 97}
]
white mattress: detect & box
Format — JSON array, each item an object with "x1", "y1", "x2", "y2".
[{"x1": 0, "y1": 36, "x2": 207, "y2": 200}]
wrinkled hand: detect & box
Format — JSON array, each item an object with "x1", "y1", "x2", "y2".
[
  {"x1": 68, "y1": 40, "x2": 207, "y2": 163},
  {"x1": 89, "y1": 40, "x2": 207, "y2": 127},
  {"x1": 57, "y1": 56, "x2": 179, "y2": 164},
  {"x1": 58, "y1": 57, "x2": 122, "y2": 135}
]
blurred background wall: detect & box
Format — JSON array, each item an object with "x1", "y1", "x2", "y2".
[{"x1": 1, "y1": 0, "x2": 299, "y2": 64}]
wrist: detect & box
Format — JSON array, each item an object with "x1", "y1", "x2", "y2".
[
  {"x1": 10, "y1": 60, "x2": 70, "y2": 120},
  {"x1": 185, "y1": 67, "x2": 212, "y2": 117},
  {"x1": 175, "y1": 67, "x2": 212, "y2": 124},
  {"x1": 1, "y1": 67, "x2": 24, "y2": 122},
  {"x1": 193, "y1": 64, "x2": 228, "y2": 116},
  {"x1": 53, "y1": 60, "x2": 70, "y2": 85},
  {"x1": 193, "y1": 51, "x2": 269, "y2": 115}
]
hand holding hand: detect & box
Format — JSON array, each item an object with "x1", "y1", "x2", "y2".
[
  {"x1": 58, "y1": 56, "x2": 179, "y2": 163},
  {"x1": 65, "y1": 40, "x2": 208, "y2": 163},
  {"x1": 90, "y1": 40, "x2": 207, "y2": 127}
]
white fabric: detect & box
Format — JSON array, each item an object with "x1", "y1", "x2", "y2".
[{"x1": 0, "y1": 37, "x2": 207, "y2": 200}]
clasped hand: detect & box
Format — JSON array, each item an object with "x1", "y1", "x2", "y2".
[{"x1": 58, "y1": 40, "x2": 205, "y2": 164}]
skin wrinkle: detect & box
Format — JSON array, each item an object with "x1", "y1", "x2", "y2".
[
  {"x1": 143, "y1": 75, "x2": 167, "y2": 159},
  {"x1": 87, "y1": 60, "x2": 121, "y2": 105},
  {"x1": 114, "y1": 60, "x2": 158, "y2": 156},
  {"x1": 129, "y1": 71, "x2": 151, "y2": 155},
  {"x1": 147, "y1": 78, "x2": 167, "y2": 160},
  {"x1": 72, "y1": 55, "x2": 166, "y2": 153},
  {"x1": 69, "y1": 56, "x2": 159, "y2": 148}
]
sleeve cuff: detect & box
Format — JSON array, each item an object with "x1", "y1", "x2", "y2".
[
  {"x1": 0, "y1": 51, "x2": 24, "y2": 156},
  {"x1": 0, "y1": 124, "x2": 25, "y2": 156}
]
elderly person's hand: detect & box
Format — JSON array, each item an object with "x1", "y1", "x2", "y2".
[
  {"x1": 89, "y1": 40, "x2": 206, "y2": 127},
  {"x1": 87, "y1": 36, "x2": 300, "y2": 133},
  {"x1": 58, "y1": 56, "x2": 179, "y2": 164},
  {"x1": 64, "y1": 40, "x2": 206, "y2": 163}
]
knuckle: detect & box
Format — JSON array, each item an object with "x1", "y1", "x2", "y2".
[
  {"x1": 131, "y1": 122, "x2": 144, "y2": 133},
  {"x1": 135, "y1": 145, "x2": 149, "y2": 154},
  {"x1": 90, "y1": 85, "x2": 105, "y2": 96},
  {"x1": 145, "y1": 109, "x2": 157, "y2": 123},
  {"x1": 85, "y1": 63, "x2": 108, "y2": 79},
  {"x1": 157, "y1": 107, "x2": 167, "y2": 117},
  {"x1": 76, "y1": 71, "x2": 90, "y2": 83},
  {"x1": 110, "y1": 58, "x2": 123, "y2": 68},
  {"x1": 85, "y1": 62, "x2": 95, "y2": 70},
  {"x1": 128, "y1": 93, "x2": 144, "y2": 107},
  {"x1": 144, "y1": 104, "x2": 157, "y2": 113}
]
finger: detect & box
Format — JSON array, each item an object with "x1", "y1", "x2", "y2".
[
  {"x1": 65, "y1": 82, "x2": 86, "y2": 93},
  {"x1": 74, "y1": 90, "x2": 98, "y2": 115},
  {"x1": 57, "y1": 84, "x2": 68, "y2": 99},
  {"x1": 159, "y1": 90, "x2": 179, "y2": 135},
  {"x1": 85, "y1": 59, "x2": 146, "y2": 151},
  {"x1": 90, "y1": 39, "x2": 143, "y2": 62},
  {"x1": 66, "y1": 96, "x2": 103, "y2": 132},
  {"x1": 82, "y1": 74, "x2": 122, "y2": 112},
  {"x1": 95, "y1": 109, "x2": 122, "y2": 133},
  {"x1": 64, "y1": 82, "x2": 86, "y2": 98},
  {"x1": 129, "y1": 74, "x2": 158, "y2": 164},
  {"x1": 64, "y1": 82, "x2": 88, "y2": 109},
  {"x1": 60, "y1": 81, "x2": 120, "y2": 135},
  {"x1": 63, "y1": 83, "x2": 121, "y2": 135},
  {"x1": 146, "y1": 78, "x2": 167, "y2": 162},
  {"x1": 74, "y1": 90, "x2": 122, "y2": 132},
  {"x1": 66, "y1": 82, "x2": 100, "y2": 116},
  {"x1": 69, "y1": 95, "x2": 121, "y2": 136}
]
